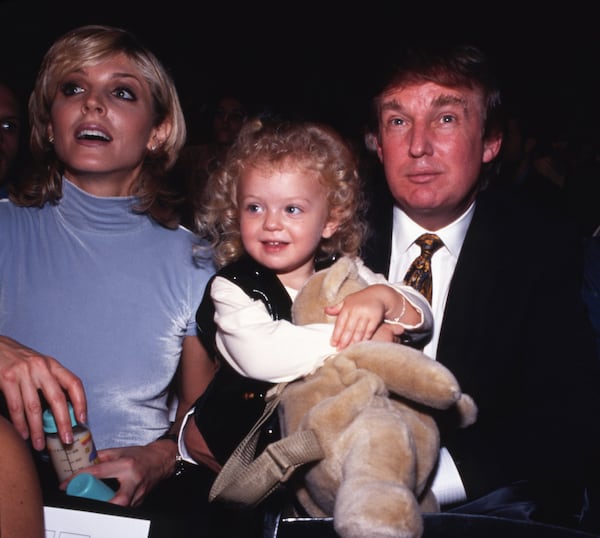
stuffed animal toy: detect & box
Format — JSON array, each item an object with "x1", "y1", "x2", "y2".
[{"x1": 278, "y1": 256, "x2": 478, "y2": 538}]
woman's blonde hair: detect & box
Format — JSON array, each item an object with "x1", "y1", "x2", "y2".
[
  {"x1": 196, "y1": 116, "x2": 367, "y2": 268},
  {"x1": 17, "y1": 24, "x2": 186, "y2": 227}
]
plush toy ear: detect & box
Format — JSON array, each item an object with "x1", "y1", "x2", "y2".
[
  {"x1": 293, "y1": 256, "x2": 363, "y2": 325},
  {"x1": 321, "y1": 257, "x2": 358, "y2": 304}
]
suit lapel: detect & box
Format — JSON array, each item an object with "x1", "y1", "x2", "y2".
[{"x1": 436, "y1": 189, "x2": 513, "y2": 375}]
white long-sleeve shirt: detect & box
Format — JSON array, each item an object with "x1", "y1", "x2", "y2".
[{"x1": 212, "y1": 257, "x2": 433, "y2": 383}]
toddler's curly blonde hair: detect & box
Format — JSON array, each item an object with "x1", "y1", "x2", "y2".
[{"x1": 195, "y1": 116, "x2": 367, "y2": 269}]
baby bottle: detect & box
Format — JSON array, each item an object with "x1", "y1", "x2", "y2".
[{"x1": 42, "y1": 402, "x2": 100, "y2": 482}]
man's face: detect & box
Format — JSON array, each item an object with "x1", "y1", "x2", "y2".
[
  {"x1": 213, "y1": 97, "x2": 246, "y2": 146},
  {"x1": 375, "y1": 81, "x2": 501, "y2": 230}
]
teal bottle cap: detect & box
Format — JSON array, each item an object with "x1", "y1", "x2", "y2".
[
  {"x1": 42, "y1": 402, "x2": 78, "y2": 433},
  {"x1": 66, "y1": 473, "x2": 115, "y2": 502}
]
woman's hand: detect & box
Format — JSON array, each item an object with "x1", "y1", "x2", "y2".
[
  {"x1": 0, "y1": 335, "x2": 86, "y2": 450},
  {"x1": 66, "y1": 440, "x2": 177, "y2": 507}
]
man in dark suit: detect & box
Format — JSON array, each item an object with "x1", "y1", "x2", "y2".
[{"x1": 361, "y1": 43, "x2": 600, "y2": 532}]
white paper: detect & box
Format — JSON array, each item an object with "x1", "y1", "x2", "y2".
[{"x1": 44, "y1": 506, "x2": 150, "y2": 538}]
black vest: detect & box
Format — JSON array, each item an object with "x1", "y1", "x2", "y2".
[{"x1": 193, "y1": 255, "x2": 292, "y2": 466}]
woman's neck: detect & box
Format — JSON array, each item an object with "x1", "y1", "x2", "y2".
[{"x1": 63, "y1": 169, "x2": 140, "y2": 197}]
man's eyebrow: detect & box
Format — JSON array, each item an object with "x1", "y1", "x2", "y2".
[
  {"x1": 380, "y1": 94, "x2": 468, "y2": 112},
  {"x1": 432, "y1": 94, "x2": 468, "y2": 110},
  {"x1": 380, "y1": 98, "x2": 403, "y2": 112}
]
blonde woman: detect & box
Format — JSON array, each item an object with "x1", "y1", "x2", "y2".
[{"x1": 0, "y1": 25, "x2": 215, "y2": 510}]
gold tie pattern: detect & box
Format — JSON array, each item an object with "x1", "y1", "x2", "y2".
[{"x1": 403, "y1": 233, "x2": 444, "y2": 304}]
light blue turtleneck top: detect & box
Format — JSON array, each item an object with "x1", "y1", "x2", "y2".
[{"x1": 0, "y1": 178, "x2": 215, "y2": 448}]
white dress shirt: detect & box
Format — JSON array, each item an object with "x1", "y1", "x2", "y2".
[{"x1": 388, "y1": 202, "x2": 475, "y2": 505}]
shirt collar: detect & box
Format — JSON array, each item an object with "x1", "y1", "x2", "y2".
[{"x1": 392, "y1": 202, "x2": 476, "y2": 258}]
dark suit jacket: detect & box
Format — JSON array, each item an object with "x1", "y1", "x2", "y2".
[{"x1": 362, "y1": 181, "x2": 600, "y2": 525}]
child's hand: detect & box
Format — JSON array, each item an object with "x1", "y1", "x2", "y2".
[
  {"x1": 327, "y1": 286, "x2": 389, "y2": 350},
  {"x1": 327, "y1": 284, "x2": 414, "y2": 349}
]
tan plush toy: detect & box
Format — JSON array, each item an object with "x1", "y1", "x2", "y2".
[{"x1": 279, "y1": 256, "x2": 477, "y2": 538}]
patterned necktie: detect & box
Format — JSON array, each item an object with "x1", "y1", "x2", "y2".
[{"x1": 403, "y1": 233, "x2": 444, "y2": 304}]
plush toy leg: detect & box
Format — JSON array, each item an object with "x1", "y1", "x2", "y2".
[{"x1": 331, "y1": 407, "x2": 424, "y2": 538}]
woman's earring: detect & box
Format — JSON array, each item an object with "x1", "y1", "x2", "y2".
[{"x1": 48, "y1": 135, "x2": 54, "y2": 144}]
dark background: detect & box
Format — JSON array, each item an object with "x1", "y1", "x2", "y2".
[{"x1": 1, "y1": 1, "x2": 598, "y2": 145}]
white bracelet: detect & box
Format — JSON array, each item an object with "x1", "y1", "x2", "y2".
[{"x1": 383, "y1": 295, "x2": 407, "y2": 325}]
